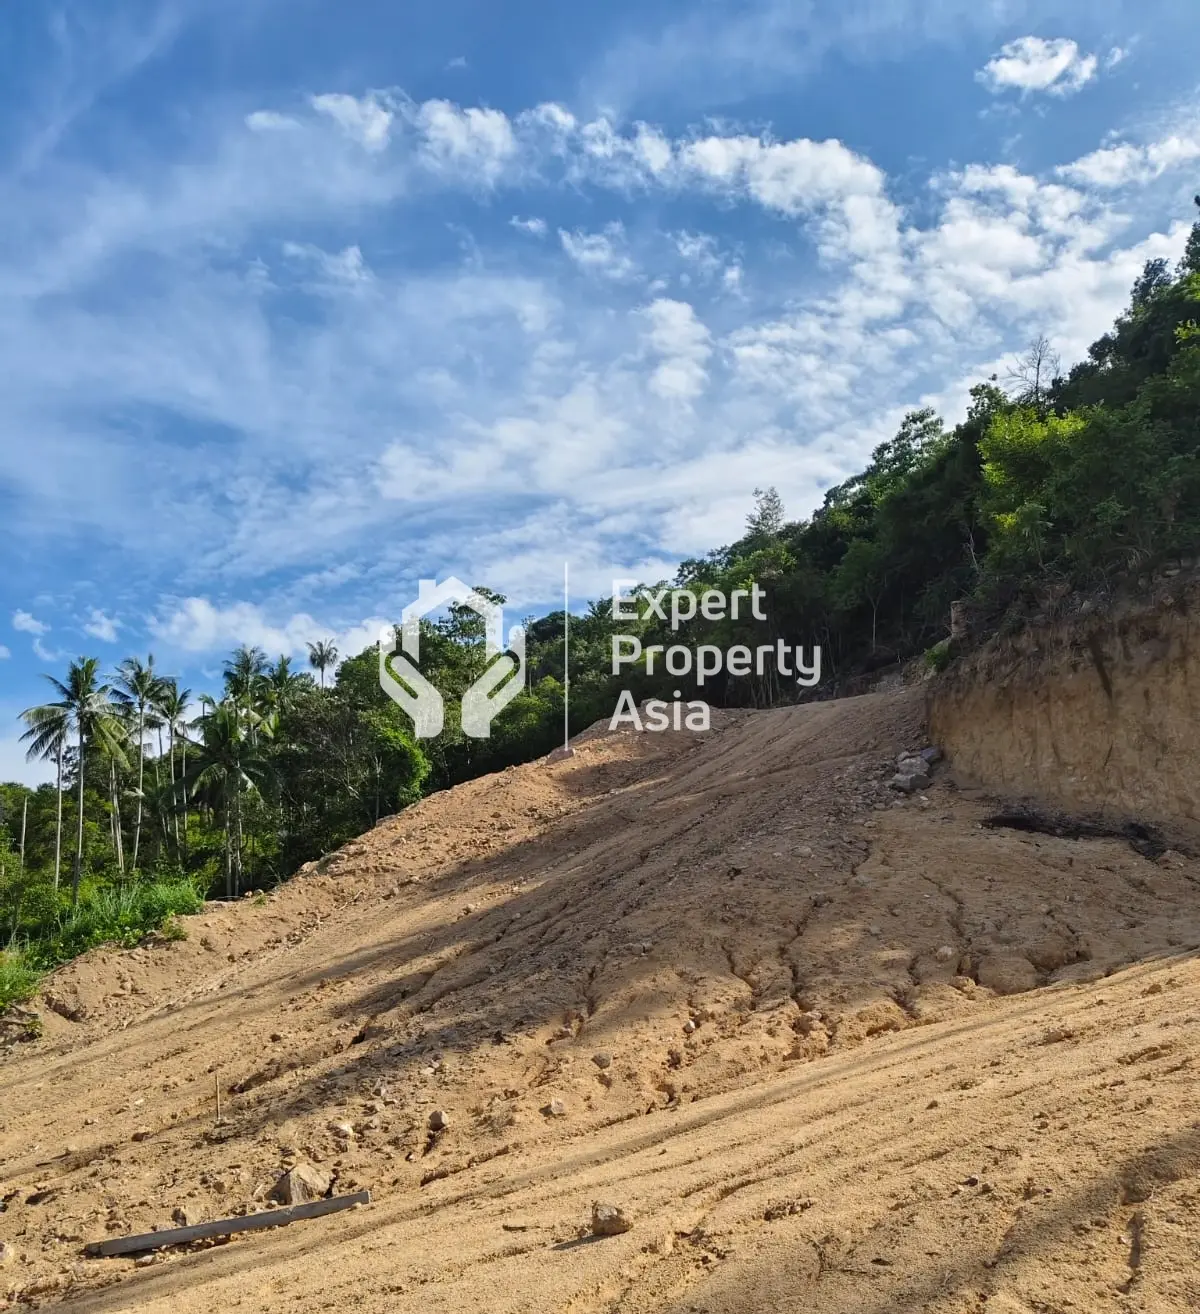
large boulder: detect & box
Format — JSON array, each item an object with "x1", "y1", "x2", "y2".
[{"x1": 269, "y1": 1162, "x2": 331, "y2": 1205}]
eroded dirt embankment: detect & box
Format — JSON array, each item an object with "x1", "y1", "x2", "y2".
[
  {"x1": 2, "y1": 690, "x2": 1200, "y2": 1313},
  {"x1": 930, "y1": 574, "x2": 1200, "y2": 846}
]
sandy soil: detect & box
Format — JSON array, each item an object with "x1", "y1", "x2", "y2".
[{"x1": 3, "y1": 689, "x2": 1200, "y2": 1312}]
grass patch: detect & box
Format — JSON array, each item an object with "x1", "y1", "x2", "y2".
[
  {"x1": 0, "y1": 948, "x2": 41, "y2": 1011},
  {"x1": 2, "y1": 876, "x2": 204, "y2": 1019},
  {"x1": 20, "y1": 877, "x2": 205, "y2": 975}
]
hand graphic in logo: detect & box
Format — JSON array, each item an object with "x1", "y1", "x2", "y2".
[
  {"x1": 379, "y1": 623, "x2": 444, "y2": 738},
  {"x1": 461, "y1": 626, "x2": 526, "y2": 737},
  {"x1": 379, "y1": 578, "x2": 525, "y2": 740}
]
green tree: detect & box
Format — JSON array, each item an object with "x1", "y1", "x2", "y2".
[
  {"x1": 185, "y1": 701, "x2": 275, "y2": 898},
  {"x1": 23, "y1": 659, "x2": 125, "y2": 902},
  {"x1": 307, "y1": 639, "x2": 339, "y2": 690},
  {"x1": 18, "y1": 705, "x2": 68, "y2": 889},
  {"x1": 113, "y1": 654, "x2": 168, "y2": 873}
]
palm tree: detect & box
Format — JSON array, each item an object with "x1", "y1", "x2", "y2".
[
  {"x1": 155, "y1": 680, "x2": 192, "y2": 858},
  {"x1": 307, "y1": 639, "x2": 339, "y2": 690},
  {"x1": 223, "y1": 645, "x2": 269, "y2": 739},
  {"x1": 113, "y1": 655, "x2": 169, "y2": 873},
  {"x1": 101, "y1": 709, "x2": 131, "y2": 876},
  {"x1": 265, "y1": 655, "x2": 311, "y2": 715},
  {"x1": 18, "y1": 705, "x2": 68, "y2": 890},
  {"x1": 184, "y1": 700, "x2": 274, "y2": 898},
  {"x1": 23, "y1": 658, "x2": 124, "y2": 903}
]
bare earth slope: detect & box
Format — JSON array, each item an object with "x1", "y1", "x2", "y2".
[{"x1": 3, "y1": 689, "x2": 1200, "y2": 1313}]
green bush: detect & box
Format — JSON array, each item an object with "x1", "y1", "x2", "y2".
[
  {"x1": 0, "y1": 949, "x2": 40, "y2": 1010},
  {"x1": 924, "y1": 639, "x2": 953, "y2": 673},
  {"x1": 23, "y1": 877, "x2": 204, "y2": 971}
]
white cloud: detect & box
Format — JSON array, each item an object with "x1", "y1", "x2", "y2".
[
  {"x1": 559, "y1": 223, "x2": 638, "y2": 281},
  {"x1": 1058, "y1": 128, "x2": 1200, "y2": 188},
  {"x1": 412, "y1": 100, "x2": 517, "y2": 182},
  {"x1": 0, "y1": 645, "x2": 9, "y2": 659},
  {"x1": 642, "y1": 299, "x2": 712, "y2": 403},
  {"x1": 83, "y1": 608, "x2": 120, "y2": 642},
  {"x1": 510, "y1": 216, "x2": 548, "y2": 237},
  {"x1": 32, "y1": 636, "x2": 63, "y2": 663},
  {"x1": 149, "y1": 597, "x2": 390, "y2": 662},
  {"x1": 977, "y1": 37, "x2": 1099, "y2": 98},
  {"x1": 245, "y1": 110, "x2": 301, "y2": 133},
  {"x1": 282, "y1": 240, "x2": 372, "y2": 285},
  {"x1": 2, "y1": 68, "x2": 1198, "y2": 627},
  {"x1": 12, "y1": 610, "x2": 49, "y2": 636},
  {"x1": 311, "y1": 91, "x2": 395, "y2": 151}
]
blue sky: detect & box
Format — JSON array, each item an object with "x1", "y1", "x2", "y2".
[{"x1": 2, "y1": 0, "x2": 1199, "y2": 782}]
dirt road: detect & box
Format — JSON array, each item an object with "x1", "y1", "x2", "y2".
[{"x1": 3, "y1": 689, "x2": 1200, "y2": 1312}]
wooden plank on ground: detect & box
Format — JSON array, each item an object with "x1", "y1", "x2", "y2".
[{"x1": 84, "y1": 1190, "x2": 371, "y2": 1257}]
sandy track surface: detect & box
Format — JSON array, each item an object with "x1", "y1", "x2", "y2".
[{"x1": 3, "y1": 689, "x2": 1200, "y2": 1312}]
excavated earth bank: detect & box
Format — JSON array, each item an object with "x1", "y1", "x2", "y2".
[{"x1": 2, "y1": 689, "x2": 1200, "y2": 1312}]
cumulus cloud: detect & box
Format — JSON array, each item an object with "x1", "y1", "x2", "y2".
[
  {"x1": 311, "y1": 91, "x2": 394, "y2": 151},
  {"x1": 978, "y1": 37, "x2": 1099, "y2": 98},
  {"x1": 1058, "y1": 129, "x2": 1200, "y2": 188},
  {"x1": 245, "y1": 110, "x2": 300, "y2": 133},
  {"x1": 0, "y1": 645, "x2": 10, "y2": 659},
  {"x1": 559, "y1": 223, "x2": 638, "y2": 281},
  {"x1": 510, "y1": 216, "x2": 548, "y2": 237},
  {"x1": 412, "y1": 99, "x2": 517, "y2": 182},
  {"x1": 643, "y1": 299, "x2": 712, "y2": 403},
  {"x1": 83, "y1": 609, "x2": 120, "y2": 642},
  {"x1": 149, "y1": 597, "x2": 390, "y2": 662},
  {"x1": 282, "y1": 241, "x2": 372, "y2": 285},
  {"x1": 4, "y1": 69, "x2": 1199, "y2": 632},
  {"x1": 12, "y1": 610, "x2": 49, "y2": 636}
]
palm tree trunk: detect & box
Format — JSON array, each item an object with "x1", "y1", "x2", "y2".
[
  {"x1": 132, "y1": 708, "x2": 145, "y2": 871},
  {"x1": 168, "y1": 721, "x2": 179, "y2": 857},
  {"x1": 223, "y1": 789, "x2": 233, "y2": 901},
  {"x1": 110, "y1": 758, "x2": 125, "y2": 876},
  {"x1": 181, "y1": 736, "x2": 189, "y2": 865},
  {"x1": 53, "y1": 746, "x2": 63, "y2": 892},
  {"x1": 73, "y1": 732, "x2": 85, "y2": 905},
  {"x1": 234, "y1": 785, "x2": 245, "y2": 897}
]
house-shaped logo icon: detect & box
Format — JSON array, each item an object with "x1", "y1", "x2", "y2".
[{"x1": 379, "y1": 577, "x2": 526, "y2": 738}]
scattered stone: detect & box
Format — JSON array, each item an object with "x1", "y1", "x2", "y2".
[
  {"x1": 890, "y1": 771, "x2": 931, "y2": 794},
  {"x1": 0, "y1": 1241, "x2": 12, "y2": 1266},
  {"x1": 269, "y1": 1162, "x2": 332, "y2": 1205},
  {"x1": 135, "y1": 1254, "x2": 156, "y2": 1268},
  {"x1": 796, "y1": 845, "x2": 813, "y2": 859},
  {"x1": 683, "y1": 1019, "x2": 697, "y2": 1035},
  {"x1": 269, "y1": 1032, "x2": 283, "y2": 1043},
  {"x1": 592, "y1": 1051, "x2": 613, "y2": 1070},
  {"x1": 591, "y1": 1202, "x2": 633, "y2": 1237},
  {"x1": 328, "y1": 1121, "x2": 354, "y2": 1139},
  {"x1": 935, "y1": 946, "x2": 957, "y2": 963},
  {"x1": 544, "y1": 1098, "x2": 567, "y2": 1118},
  {"x1": 131, "y1": 1128, "x2": 152, "y2": 1142},
  {"x1": 976, "y1": 954, "x2": 1039, "y2": 996},
  {"x1": 428, "y1": 1109, "x2": 449, "y2": 1132},
  {"x1": 920, "y1": 746, "x2": 943, "y2": 764}
]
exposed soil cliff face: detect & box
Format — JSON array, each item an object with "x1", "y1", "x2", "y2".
[{"x1": 930, "y1": 574, "x2": 1200, "y2": 844}]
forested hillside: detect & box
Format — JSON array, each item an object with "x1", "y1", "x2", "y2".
[{"x1": 2, "y1": 203, "x2": 1198, "y2": 1007}]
